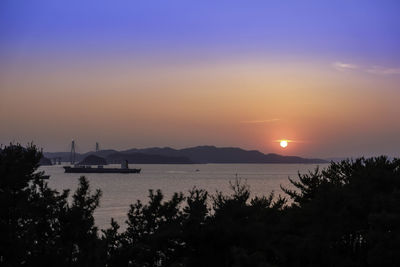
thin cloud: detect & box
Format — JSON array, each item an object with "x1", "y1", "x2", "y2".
[
  {"x1": 241, "y1": 118, "x2": 280, "y2": 124},
  {"x1": 332, "y1": 61, "x2": 358, "y2": 72},
  {"x1": 366, "y1": 66, "x2": 400, "y2": 75},
  {"x1": 332, "y1": 61, "x2": 400, "y2": 76},
  {"x1": 273, "y1": 139, "x2": 307, "y2": 143}
]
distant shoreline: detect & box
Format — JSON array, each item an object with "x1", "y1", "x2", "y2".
[{"x1": 43, "y1": 145, "x2": 328, "y2": 164}]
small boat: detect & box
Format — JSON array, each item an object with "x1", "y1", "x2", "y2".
[{"x1": 63, "y1": 160, "x2": 140, "y2": 174}]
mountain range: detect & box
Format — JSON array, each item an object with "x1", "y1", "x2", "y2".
[{"x1": 44, "y1": 146, "x2": 327, "y2": 164}]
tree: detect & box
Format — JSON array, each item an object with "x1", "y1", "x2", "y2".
[
  {"x1": 281, "y1": 157, "x2": 400, "y2": 266},
  {"x1": 0, "y1": 143, "x2": 59, "y2": 266},
  {"x1": 3, "y1": 144, "x2": 400, "y2": 266},
  {"x1": 58, "y1": 176, "x2": 103, "y2": 266},
  {"x1": 0, "y1": 144, "x2": 103, "y2": 266},
  {"x1": 118, "y1": 189, "x2": 185, "y2": 266}
]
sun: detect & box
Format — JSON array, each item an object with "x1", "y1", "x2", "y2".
[{"x1": 280, "y1": 140, "x2": 288, "y2": 148}]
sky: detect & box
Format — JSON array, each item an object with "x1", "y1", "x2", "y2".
[{"x1": 1, "y1": 0, "x2": 400, "y2": 158}]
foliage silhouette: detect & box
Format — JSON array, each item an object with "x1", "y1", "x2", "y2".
[
  {"x1": 1, "y1": 144, "x2": 400, "y2": 266},
  {"x1": 0, "y1": 144, "x2": 102, "y2": 266}
]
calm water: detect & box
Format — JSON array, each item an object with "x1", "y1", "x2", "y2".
[{"x1": 39, "y1": 163, "x2": 328, "y2": 229}]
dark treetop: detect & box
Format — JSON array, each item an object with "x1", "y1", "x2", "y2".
[{"x1": 2, "y1": 144, "x2": 400, "y2": 266}]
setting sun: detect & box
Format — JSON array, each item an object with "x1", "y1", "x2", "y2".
[{"x1": 280, "y1": 140, "x2": 288, "y2": 148}]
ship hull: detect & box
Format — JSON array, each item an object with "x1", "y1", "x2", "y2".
[{"x1": 64, "y1": 166, "x2": 141, "y2": 173}]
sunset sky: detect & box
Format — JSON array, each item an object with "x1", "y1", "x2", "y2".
[{"x1": 1, "y1": 0, "x2": 400, "y2": 157}]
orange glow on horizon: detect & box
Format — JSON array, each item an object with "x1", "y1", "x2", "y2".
[{"x1": 1, "y1": 58, "x2": 400, "y2": 156}]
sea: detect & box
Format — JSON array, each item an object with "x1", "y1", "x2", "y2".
[{"x1": 39, "y1": 163, "x2": 329, "y2": 229}]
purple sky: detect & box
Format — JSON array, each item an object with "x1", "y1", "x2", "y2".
[{"x1": 1, "y1": 1, "x2": 400, "y2": 157}]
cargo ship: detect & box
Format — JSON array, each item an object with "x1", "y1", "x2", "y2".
[
  {"x1": 63, "y1": 141, "x2": 140, "y2": 173},
  {"x1": 64, "y1": 160, "x2": 141, "y2": 174}
]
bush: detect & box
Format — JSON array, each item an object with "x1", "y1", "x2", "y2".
[
  {"x1": 1, "y1": 144, "x2": 400, "y2": 266},
  {"x1": 0, "y1": 144, "x2": 102, "y2": 266}
]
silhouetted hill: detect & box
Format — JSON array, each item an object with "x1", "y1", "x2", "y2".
[
  {"x1": 44, "y1": 150, "x2": 118, "y2": 162},
  {"x1": 81, "y1": 149, "x2": 119, "y2": 159},
  {"x1": 43, "y1": 152, "x2": 75, "y2": 162},
  {"x1": 263, "y1": 153, "x2": 327, "y2": 164},
  {"x1": 45, "y1": 146, "x2": 327, "y2": 164},
  {"x1": 120, "y1": 147, "x2": 182, "y2": 157},
  {"x1": 122, "y1": 145, "x2": 327, "y2": 164},
  {"x1": 106, "y1": 152, "x2": 194, "y2": 164},
  {"x1": 79, "y1": 155, "x2": 107, "y2": 165},
  {"x1": 39, "y1": 156, "x2": 52, "y2": 166},
  {"x1": 179, "y1": 146, "x2": 265, "y2": 163},
  {"x1": 324, "y1": 157, "x2": 348, "y2": 162}
]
